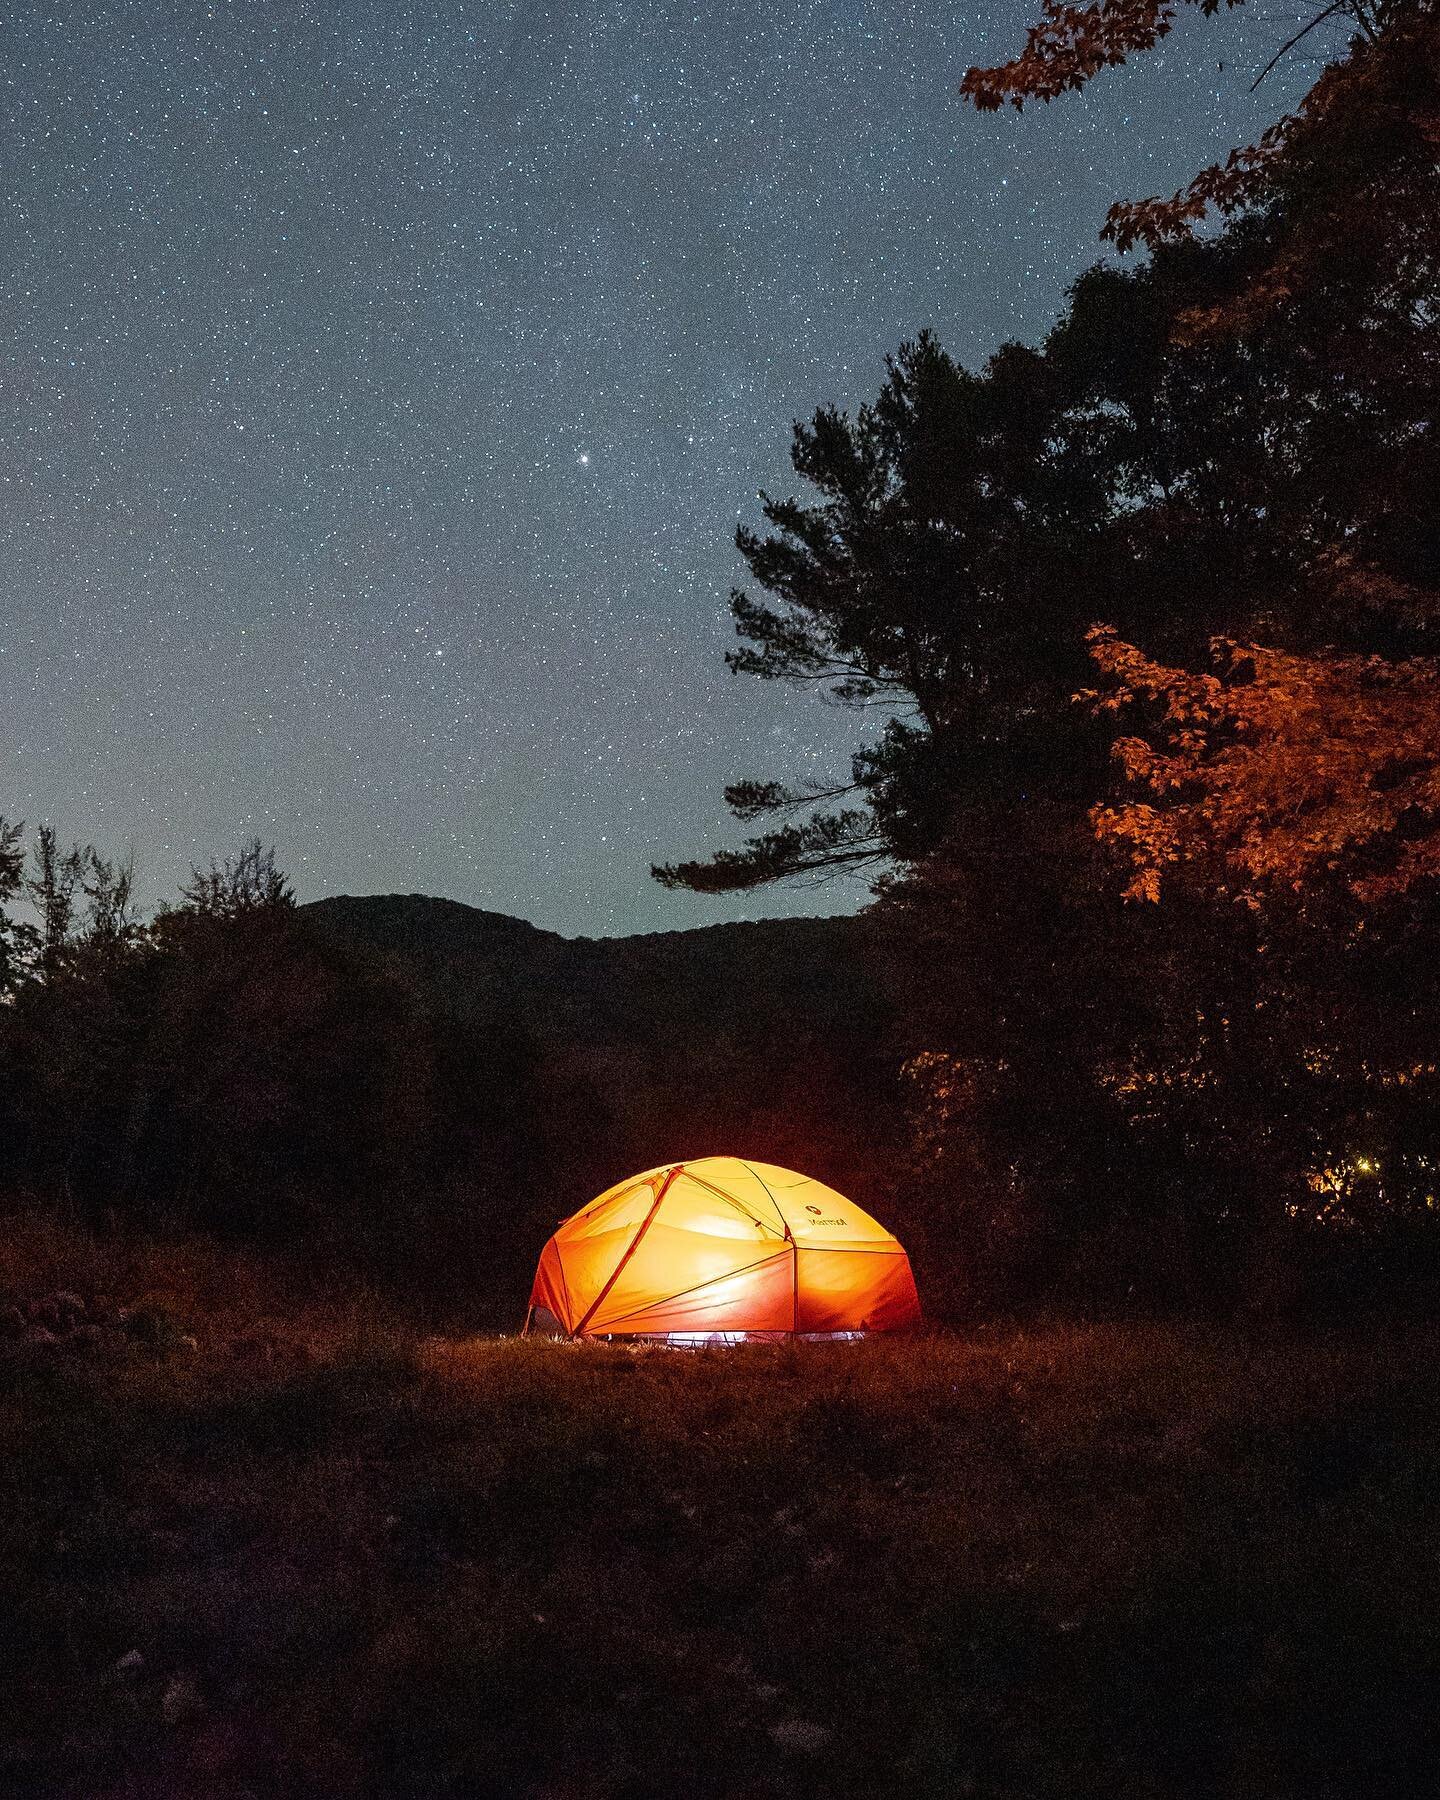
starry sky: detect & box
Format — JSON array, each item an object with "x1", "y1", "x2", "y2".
[{"x1": 1, "y1": 0, "x2": 1314, "y2": 936}]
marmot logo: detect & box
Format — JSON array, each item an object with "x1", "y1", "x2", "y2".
[{"x1": 805, "y1": 1205, "x2": 823, "y2": 1215}]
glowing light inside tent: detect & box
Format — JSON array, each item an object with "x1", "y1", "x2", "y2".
[
  {"x1": 525, "y1": 1156, "x2": 921, "y2": 1341},
  {"x1": 663, "y1": 1330, "x2": 866, "y2": 1347}
]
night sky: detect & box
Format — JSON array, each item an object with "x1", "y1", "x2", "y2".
[{"x1": 2, "y1": 1, "x2": 1312, "y2": 936}]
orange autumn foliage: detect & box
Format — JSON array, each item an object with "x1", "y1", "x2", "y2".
[
  {"x1": 964, "y1": 1, "x2": 1440, "y2": 337},
  {"x1": 962, "y1": 0, "x2": 1242, "y2": 116},
  {"x1": 1082, "y1": 624, "x2": 1440, "y2": 905}
]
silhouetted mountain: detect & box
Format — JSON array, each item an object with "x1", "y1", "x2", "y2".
[{"x1": 302, "y1": 893, "x2": 888, "y2": 1062}]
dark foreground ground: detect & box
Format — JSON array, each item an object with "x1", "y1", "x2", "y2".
[{"x1": 3, "y1": 1217, "x2": 1439, "y2": 1800}]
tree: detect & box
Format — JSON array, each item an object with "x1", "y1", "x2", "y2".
[
  {"x1": 968, "y1": 0, "x2": 1440, "y2": 899},
  {"x1": 171, "y1": 839, "x2": 294, "y2": 921},
  {"x1": 654, "y1": 331, "x2": 1116, "y2": 892},
  {"x1": 655, "y1": 200, "x2": 1399, "y2": 899},
  {"x1": 651, "y1": 292, "x2": 1299, "y2": 1299},
  {"x1": 960, "y1": 0, "x2": 1427, "y2": 259},
  {"x1": 25, "y1": 827, "x2": 86, "y2": 982},
  {"x1": 0, "y1": 818, "x2": 31, "y2": 998},
  {"x1": 0, "y1": 835, "x2": 449, "y2": 1263},
  {"x1": 0, "y1": 823, "x2": 147, "y2": 990},
  {"x1": 79, "y1": 850, "x2": 144, "y2": 962},
  {"x1": 960, "y1": 0, "x2": 1440, "y2": 1279}
]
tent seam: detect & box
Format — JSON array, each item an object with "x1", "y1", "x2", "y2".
[
  {"x1": 736, "y1": 1160, "x2": 790, "y2": 1238},
  {"x1": 572, "y1": 1166, "x2": 681, "y2": 1337},
  {"x1": 590, "y1": 1247, "x2": 794, "y2": 1330},
  {"x1": 681, "y1": 1167, "x2": 788, "y2": 1238}
]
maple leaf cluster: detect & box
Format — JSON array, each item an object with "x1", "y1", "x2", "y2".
[
  {"x1": 1084, "y1": 625, "x2": 1440, "y2": 905},
  {"x1": 965, "y1": 2, "x2": 1440, "y2": 281},
  {"x1": 961, "y1": 0, "x2": 1235, "y2": 113}
]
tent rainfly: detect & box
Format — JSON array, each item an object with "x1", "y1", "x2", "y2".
[{"x1": 525, "y1": 1156, "x2": 921, "y2": 1342}]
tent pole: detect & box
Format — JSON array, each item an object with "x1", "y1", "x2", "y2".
[{"x1": 573, "y1": 1165, "x2": 683, "y2": 1337}]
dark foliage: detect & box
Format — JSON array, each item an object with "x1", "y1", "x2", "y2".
[
  {"x1": 657, "y1": 2, "x2": 1440, "y2": 1313},
  {"x1": 0, "y1": 861, "x2": 902, "y2": 1323}
]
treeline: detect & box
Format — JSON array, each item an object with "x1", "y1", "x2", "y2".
[
  {"x1": 0, "y1": 839, "x2": 491, "y2": 1299},
  {"x1": 658, "y1": 2, "x2": 1440, "y2": 1311},
  {"x1": 0, "y1": 844, "x2": 903, "y2": 1322}
]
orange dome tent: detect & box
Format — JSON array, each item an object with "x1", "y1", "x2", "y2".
[{"x1": 525, "y1": 1157, "x2": 921, "y2": 1342}]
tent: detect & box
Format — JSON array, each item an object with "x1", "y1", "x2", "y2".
[{"x1": 525, "y1": 1156, "x2": 921, "y2": 1342}]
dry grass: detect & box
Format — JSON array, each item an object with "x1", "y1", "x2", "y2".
[{"x1": 2, "y1": 1212, "x2": 1438, "y2": 1798}]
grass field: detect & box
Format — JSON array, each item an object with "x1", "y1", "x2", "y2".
[{"x1": 3, "y1": 1215, "x2": 1439, "y2": 1799}]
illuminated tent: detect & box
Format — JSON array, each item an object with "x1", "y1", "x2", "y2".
[{"x1": 525, "y1": 1156, "x2": 921, "y2": 1342}]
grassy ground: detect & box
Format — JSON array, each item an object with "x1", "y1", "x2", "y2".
[{"x1": 2, "y1": 1215, "x2": 1439, "y2": 1799}]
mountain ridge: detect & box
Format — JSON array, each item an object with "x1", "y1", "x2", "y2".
[{"x1": 302, "y1": 889, "x2": 868, "y2": 952}]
